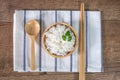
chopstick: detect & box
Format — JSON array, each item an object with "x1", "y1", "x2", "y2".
[{"x1": 79, "y1": 2, "x2": 85, "y2": 80}]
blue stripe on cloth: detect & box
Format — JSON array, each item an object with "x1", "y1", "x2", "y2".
[
  {"x1": 70, "y1": 11, "x2": 73, "y2": 72},
  {"x1": 100, "y1": 13, "x2": 103, "y2": 72},
  {"x1": 39, "y1": 10, "x2": 42, "y2": 71},
  {"x1": 85, "y1": 11, "x2": 88, "y2": 72},
  {"x1": 23, "y1": 10, "x2": 26, "y2": 71},
  {"x1": 55, "y1": 10, "x2": 57, "y2": 72}
]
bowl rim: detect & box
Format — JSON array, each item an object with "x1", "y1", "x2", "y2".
[{"x1": 42, "y1": 22, "x2": 78, "y2": 58}]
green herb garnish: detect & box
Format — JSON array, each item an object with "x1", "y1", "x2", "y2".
[
  {"x1": 65, "y1": 31, "x2": 70, "y2": 36},
  {"x1": 68, "y1": 36, "x2": 72, "y2": 41},
  {"x1": 62, "y1": 30, "x2": 72, "y2": 41},
  {"x1": 62, "y1": 35, "x2": 66, "y2": 41}
]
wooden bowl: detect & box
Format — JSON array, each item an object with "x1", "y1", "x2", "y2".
[{"x1": 42, "y1": 22, "x2": 78, "y2": 58}]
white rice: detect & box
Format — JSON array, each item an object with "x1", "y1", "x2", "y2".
[{"x1": 45, "y1": 24, "x2": 75, "y2": 56}]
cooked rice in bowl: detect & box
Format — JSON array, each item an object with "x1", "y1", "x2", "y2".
[{"x1": 42, "y1": 23, "x2": 78, "y2": 58}]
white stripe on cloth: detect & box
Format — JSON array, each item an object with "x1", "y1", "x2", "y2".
[
  {"x1": 13, "y1": 10, "x2": 103, "y2": 72},
  {"x1": 41, "y1": 11, "x2": 56, "y2": 72},
  {"x1": 56, "y1": 11, "x2": 71, "y2": 72},
  {"x1": 71, "y1": 11, "x2": 80, "y2": 72},
  {"x1": 86, "y1": 11, "x2": 102, "y2": 72}
]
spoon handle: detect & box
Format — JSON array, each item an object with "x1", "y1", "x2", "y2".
[{"x1": 30, "y1": 37, "x2": 36, "y2": 70}]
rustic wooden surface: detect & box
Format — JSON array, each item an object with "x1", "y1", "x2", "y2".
[{"x1": 0, "y1": 0, "x2": 120, "y2": 80}]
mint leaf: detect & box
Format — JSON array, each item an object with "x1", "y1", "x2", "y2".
[
  {"x1": 62, "y1": 31, "x2": 72, "y2": 41},
  {"x1": 62, "y1": 35, "x2": 66, "y2": 41},
  {"x1": 68, "y1": 36, "x2": 72, "y2": 41},
  {"x1": 65, "y1": 31, "x2": 70, "y2": 36}
]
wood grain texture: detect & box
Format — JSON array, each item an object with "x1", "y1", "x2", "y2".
[
  {"x1": 0, "y1": 0, "x2": 120, "y2": 22},
  {"x1": 0, "y1": 0, "x2": 120, "y2": 79},
  {"x1": 0, "y1": 72, "x2": 120, "y2": 80},
  {"x1": 79, "y1": 2, "x2": 85, "y2": 80},
  {"x1": 102, "y1": 21, "x2": 120, "y2": 72}
]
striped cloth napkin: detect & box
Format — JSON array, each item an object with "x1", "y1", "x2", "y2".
[{"x1": 13, "y1": 10, "x2": 103, "y2": 72}]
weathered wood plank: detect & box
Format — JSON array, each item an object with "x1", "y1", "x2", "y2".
[
  {"x1": 86, "y1": 0, "x2": 120, "y2": 20},
  {"x1": 0, "y1": 22, "x2": 13, "y2": 56},
  {"x1": 0, "y1": 0, "x2": 120, "y2": 22},
  {"x1": 0, "y1": 72, "x2": 120, "y2": 80},
  {"x1": 102, "y1": 20, "x2": 120, "y2": 71},
  {"x1": 104, "y1": 67, "x2": 120, "y2": 72}
]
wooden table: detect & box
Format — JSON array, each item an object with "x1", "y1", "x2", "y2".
[{"x1": 0, "y1": 0, "x2": 120, "y2": 79}]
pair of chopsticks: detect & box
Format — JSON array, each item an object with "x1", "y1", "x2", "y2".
[{"x1": 79, "y1": 2, "x2": 85, "y2": 80}]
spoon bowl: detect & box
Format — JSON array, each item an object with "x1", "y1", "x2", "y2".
[
  {"x1": 25, "y1": 20, "x2": 40, "y2": 36},
  {"x1": 25, "y1": 20, "x2": 40, "y2": 70}
]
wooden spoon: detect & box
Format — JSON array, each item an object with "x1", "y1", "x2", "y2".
[{"x1": 25, "y1": 20, "x2": 40, "y2": 70}]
